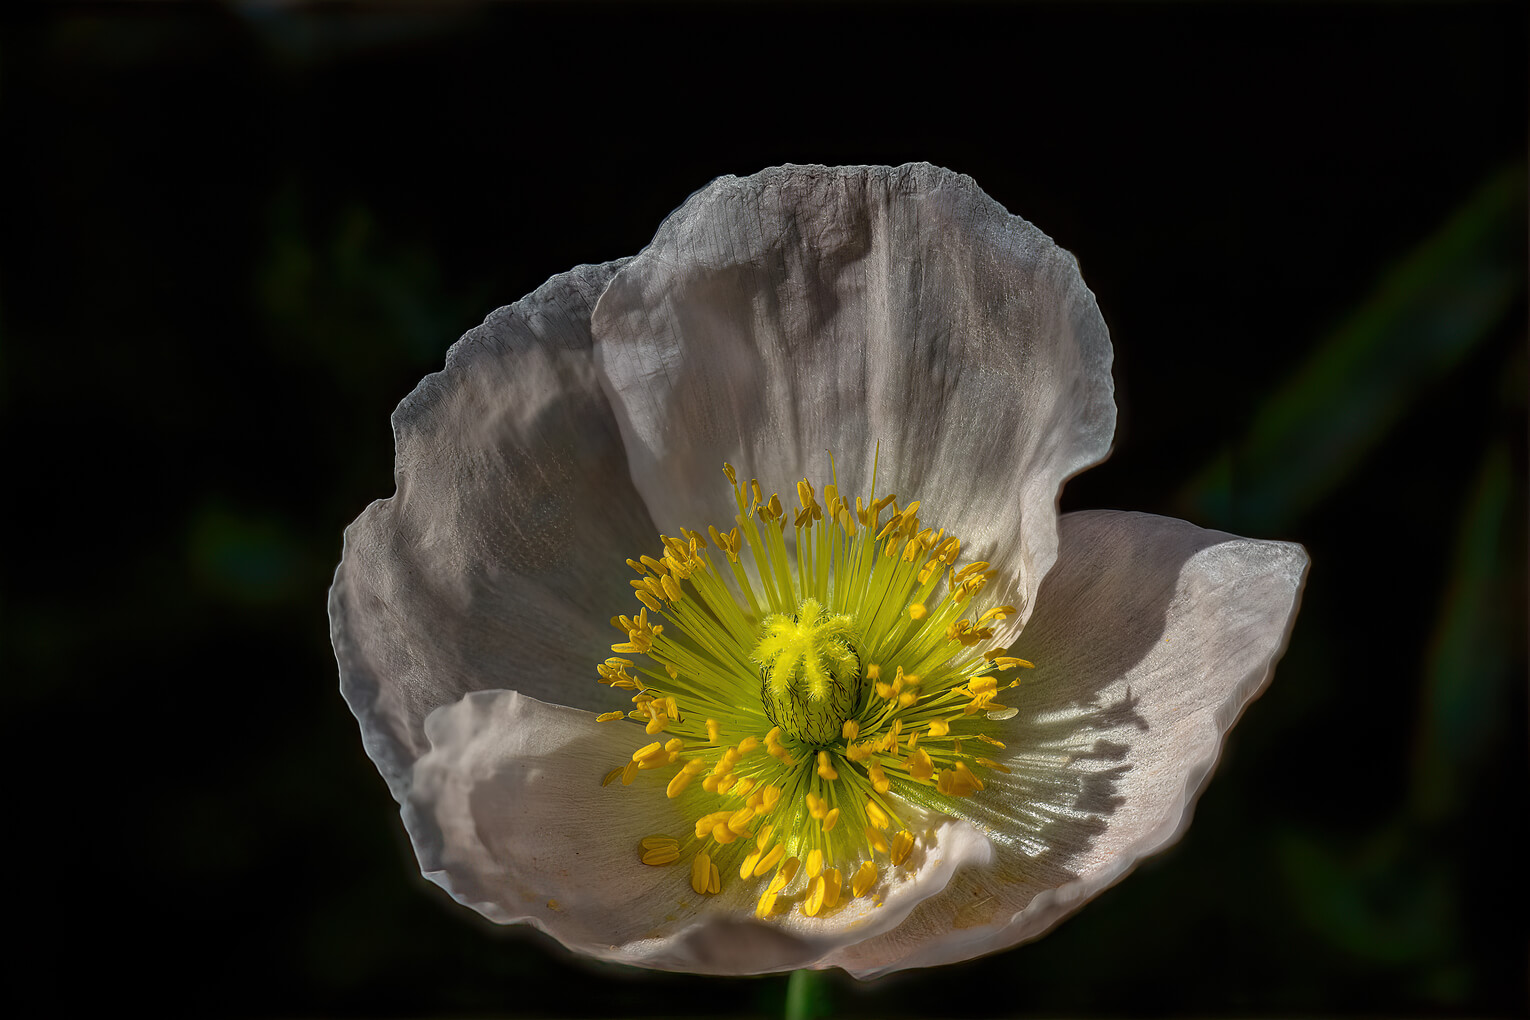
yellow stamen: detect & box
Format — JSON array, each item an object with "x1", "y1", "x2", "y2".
[
  {"x1": 597, "y1": 459, "x2": 1031, "y2": 920},
  {"x1": 691, "y1": 852, "x2": 720, "y2": 895},
  {"x1": 753, "y1": 844, "x2": 786, "y2": 877},
  {"x1": 816, "y1": 750, "x2": 839, "y2": 781}
]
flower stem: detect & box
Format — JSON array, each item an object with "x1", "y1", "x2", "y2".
[{"x1": 784, "y1": 968, "x2": 829, "y2": 1020}]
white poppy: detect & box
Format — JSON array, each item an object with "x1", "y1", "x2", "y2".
[{"x1": 330, "y1": 163, "x2": 1308, "y2": 977}]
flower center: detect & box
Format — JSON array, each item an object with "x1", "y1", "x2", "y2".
[
  {"x1": 756, "y1": 598, "x2": 862, "y2": 745},
  {"x1": 596, "y1": 460, "x2": 1034, "y2": 920}
]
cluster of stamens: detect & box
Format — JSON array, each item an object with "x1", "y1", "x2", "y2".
[{"x1": 597, "y1": 460, "x2": 1033, "y2": 920}]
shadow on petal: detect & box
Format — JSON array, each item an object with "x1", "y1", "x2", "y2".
[{"x1": 829, "y1": 510, "x2": 1307, "y2": 975}]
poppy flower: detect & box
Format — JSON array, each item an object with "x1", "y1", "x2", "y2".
[{"x1": 330, "y1": 163, "x2": 1307, "y2": 977}]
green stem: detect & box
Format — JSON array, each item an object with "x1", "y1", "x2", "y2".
[{"x1": 784, "y1": 968, "x2": 827, "y2": 1020}]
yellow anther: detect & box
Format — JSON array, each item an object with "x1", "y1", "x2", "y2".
[
  {"x1": 805, "y1": 792, "x2": 828, "y2": 819},
  {"x1": 821, "y1": 808, "x2": 840, "y2": 832},
  {"x1": 711, "y1": 822, "x2": 739, "y2": 845},
  {"x1": 993, "y1": 656, "x2": 1035, "y2": 671},
  {"x1": 866, "y1": 663, "x2": 881, "y2": 681},
  {"x1": 706, "y1": 719, "x2": 721, "y2": 743},
  {"x1": 816, "y1": 750, "x2": 839, "y2": 781},
  {"x1": 642, "y1": 843, "x2": 680, "y2": 865},
  {"x1": 691, "y1": 852, "x2": 720, "y2": 895},
  {"x1": 665, "y1": 696, "x2": 681, "y2": 720},
  {"x1": 936, "y1": 761, "x2": 985, "y2": 797},
  {"x1": 751, "y1": 480, "x2": 764, "y2": 507},
  {"x1": 979, "y1": 605, "x2": 1017, "y2": 623},
  {"x1": 891, "y1": 830, "x2": 915, "y2": 867},
  {"x1": 665, "y1": 737, "x2": 685, "y2": 754},
  {"x1": 621, "y1": 760, "x2": 639, "y2": 785},
  {"x1": 753, "y1": 844, "x2": 785, "y2": 877},
  {"x1": 822, "y1": 868, "x2": 842, "y2": 910},
  {"x1": 644, "y1": 714, "x2": 669, "y2": 735},
  {"x1": 633, "y1": 741, "x2": 666, "y2": 766},
  {"x1": 954, "y1": 560, "x2": 989, "y2": 581},
  {"x1": 723, "y1": 462, "x2": 737, "y2": 484},
  {"x1": 909, "y1": 747, "x2": 935, "y2": 780},
  {"x1": 977, "y1": 734, "x2": 1006, "y2": 748},
  {"x1": 898, "y1": 689, "x2": 920, "y2": 708},
  {"x1": 601, "y1": 766, "x2": 622, "y2": 787},
  {"x1": 974, "y1": 756, "x2": 1011, "y2": 773},
  {"x1": 865, "y1": 825, "x2": 890, "y2": 854},
  {"x1": 737, "y1": 735, "x2": 760, "y2": 754},
  {"x1": 740, "y1": 849, "x2": 762, "y2": 880},
  {"x1": 666, "y1": 768, "x2": 695, "y2": 799},
  {"x1": 755, "y1": 823, "x2": 775, "y2": 851},
  {"x1": 701, "y1": 774, "x2": 723, "y2": 793},
  {"x1": 734, "y1": 776, "x2": 757, "y2": 797},
  {"x1": 845, "y1": 741, "x2": 874, "y2": 762},
  {"x1": 597, "y1": 711, "x2": 624, "y2": 722},
  {"x1": 755, "y1": 889, "x2": 778, "y2": 919},
  {"x1": 967, "y1": 676, "x2": 998, "y2": 696},
  {"x1": 804, "y1": 874, "x2": 828, "y2": 917},
  {"x1": 852, "y1": 860, "x2": 878, "y2": 898},
  {"x1": 865, "y1": 801, "x2": 891, "y2": 830},
  {"x1": 660, "y1": 573, "x2": 683, "y2": 602},
  {"x1": 868, "y1": 761, "x2": 891, "y2": 794},
  {"x1": 841, "y1": 719, "x2": 860, "y2": 741},
  {"x1": 906, "y1": 730, "x2": 920, "y2": 751},
  {"x1": 768, "y1": 857, "x2": 800, "y2": 894},
  {"x1": 927, "y1": 718, "x2": 950, "y2": 737},
  {"x1": 805, "y1": 848, "x2": 825, "y2": 879},
  {"x1": 765, "y1": 726, "x2": 782, "y2": 747},
  {"x1": 728, "y1": 806, "x2": 756, "y2": 833},
  {"x1": 634, "y1": 591, "x2": 662, "y2": 613},
  {"x1": 717, "y1": 774, "x2": 737, "y2": 794},
  {"x1": 908, "y1": 602, "x2": 927, "y2": 621},
  {"x1": 761, "y1": 785, "x2": 782, "y2": 810},
  {"x1": 693, "y1": 811, "x2": 728, "y2": 839},
  {"x1": 605, "y1": 657, "x2": 634, "y2": 668}
]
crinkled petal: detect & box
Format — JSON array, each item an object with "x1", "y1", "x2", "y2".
[
  {"x1": 329, "y1": 261, "x2": 656, "y2": 802},
  {"x1": 825, "y1": 510, "x2": 1308, "y2": 976},
  {"x1": 591, "y1": 163, "x2": 1114, "y2": 642},
  {"x1": 405, "y1": 690, "x2": 995, "y2": 974}
]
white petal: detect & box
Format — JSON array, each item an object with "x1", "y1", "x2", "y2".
[
  {"x1": 405, "y1": 690, "x2": 995, "y2": 974},
  {"x1": 330, "y1": 261, "x2": 658, "y2": 802},
  {"x1": 826, "y1": 510, "x2": 1308, "y2": 976},
  {"x1": 591, "y1": 163, "x2": 1114, "y2": 640}
]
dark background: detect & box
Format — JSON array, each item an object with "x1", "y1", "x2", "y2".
[{"x1": 5, "y1": 2, "x2": 1526, "y2": 1017}]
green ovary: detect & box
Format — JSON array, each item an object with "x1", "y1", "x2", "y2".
[{"x1": 753, "y1": 598, "x2": 863, "y2": 745}]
